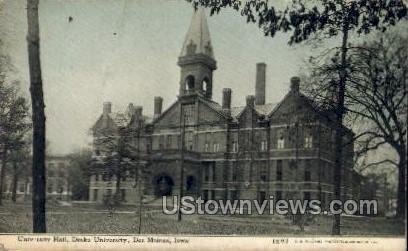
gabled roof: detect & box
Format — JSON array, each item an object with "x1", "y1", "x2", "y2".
[
  {"x1": 199, "y1": 97, "x2": 230, "y2": 118},
  {"x1": 230, "y1": 103, "x2": 279, "y2": 122},
  {"x1": 255, "y1": 103, "x2": 279, "y2": 116},
  {"x1": 180, "y1": 7, "x2": 214, "y2": 59},
  {"x1": 112, "y1": 112, "x2": 132, "y2": 128}
]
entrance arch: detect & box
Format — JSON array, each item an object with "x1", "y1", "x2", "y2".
[{"x1": 154, "y1": 174, "x2": 174, "y2": 197}]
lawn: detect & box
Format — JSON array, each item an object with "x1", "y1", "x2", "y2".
[{"x1": 0, "y1": 201, "x2": 405, "y2": 236}]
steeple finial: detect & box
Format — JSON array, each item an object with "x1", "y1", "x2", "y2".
[{"x1": 180, "y1": 7, "x2": 214, "y2": 59}]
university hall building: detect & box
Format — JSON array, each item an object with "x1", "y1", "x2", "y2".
[{"x1": 89, "y1": 8, "x2": 359, "y2": 206}]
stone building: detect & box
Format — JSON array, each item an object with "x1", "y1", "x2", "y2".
[{"x1": 90, "y1": 8, "x2": 356, "y2": 206}]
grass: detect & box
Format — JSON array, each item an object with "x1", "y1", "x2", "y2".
[{"x1": 0, "y1": 201, "x2": 405, "y2": 236}]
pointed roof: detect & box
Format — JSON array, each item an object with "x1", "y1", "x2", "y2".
[{"x1": 180, "y1": 7, "x2": 214, "y2": 59}]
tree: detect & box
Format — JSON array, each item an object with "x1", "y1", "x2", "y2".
[
  {"x1": 9, "y1": 139, "x2": 32, "y2": 203},
  {"x1": 67, "y1": 149, "x2": 92, "y2": 201},
  {"x1": 27, "y1": 0, "x2": 47, "y2": 233},
  {"x1": 304, "y1": 31, "x2": 407, "y2": 218},
  {"x1": 0, "y1": 82, "x2": 30, "y2": 206},
  {"x1": 187, "y1": 0, "x2": 407, "y2": 234}
]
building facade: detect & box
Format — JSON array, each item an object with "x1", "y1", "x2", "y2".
[
  {"x1": 90, "y1": 8, "x2": 356, "y2": 206},
  {"x1": 1, "y1": 155, "x2": 71, "y2": 201}
]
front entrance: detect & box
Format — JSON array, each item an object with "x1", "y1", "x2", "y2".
[{"x1": 154, "y1": 175, "x2": 174, "y2": 197}]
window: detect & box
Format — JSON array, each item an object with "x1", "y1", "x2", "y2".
[
  {"x1": 210, "y1": 190, "x2": 215, "y2": 200},
  {"x1": 230, "y1": 190, "x2": 239, "y2": 200},
  {"x1": 304, "y1": 192, "x2": 311, "y2": 201},
  {"x1": 203, "y1": 190, "x2": 209, "y2": 202},
  {"x1": 159, "y1": 135, "x2": 164, "y2": 150},
  {"x1": 260, "y1": 140, "x2": 267, "y2": 151},
  {"x1": 277, "y1": 134, "x2": 285, "y2": 149},
  {"x1": 188, "y1": 139, "x2": 194, "y2": 151},
  {"x1": 213, "y1": 143, "x2": 219, "y2": 152},
  {"x1": 258, "y1": 191, "x2": 266, "y2": 203},
  {"x1": 204, "y1": 142, "x2": 209, "y2": 152},
  {"x1": 305, "y1": 135, "x2": 313, "y2": 148},
  {"x1": 275, "y1": 191, "x2": 282, "y2": 201},
  {"x1": 95, "y1": 174, "x2": 99, "y2": 181},
  {"x1": 211, "y1": 164, "x2": 216, "y2": 182},
  {"x1": 232, "y1": 165, "x2": 237, "y2": 182},
  {"x1": 304, "y1": 170, "x2": 311, "y2": 181},
  {"x1": 276, "y1": 160, "x2": 283, "y2": 181},
  {"x1": 177, "y1": 135, "x2": 181, "y2": 149},
  {"x1": 166, "y1": 135, "x2": 172, "y2": 149},
  {"x1": 260, "y1": 166, "x2": 267, "y2": 182},
  {"x1": 93, "y1": 189, "x2": 98, "y2": 201},
  {"x1": 232, "y1": 141, "x2": 238, "y2": 152},
  {"x1": 19, "y1": 183, "x2": 25, "y2": 193},
  {"x1": 305, "y1": 160, "x2": 311, "y2": 181},
  {"x1": 204, "y1": 168, "x2": 209, "y2": 182}
]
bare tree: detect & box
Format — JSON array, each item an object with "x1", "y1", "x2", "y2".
[
  {"x1": 304, "y1": 31, "x2": 407, "y2": 218},
  {"x1": 27, "y1": 0, "x2": 47, "y2": 232}
]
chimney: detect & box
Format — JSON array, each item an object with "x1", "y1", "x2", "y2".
[
  {"x1": 154, "y1": 96, "x2": 163, "y2": 119},
  {"x1": 103, "y1": 102, "x2": 112, "y2": 115},
  {"x1": 246, "y1": 95, "x2": 255, "y2": 107},
  {"x1": 290, "y1": 76, "x2": 300, "y2": 94},
  {"x1": 222, "y1": 88, "x2": 232, "y2": 110},
  {"x1": 255, "y1": 62, "x2": 266, "y2": 105},
  {"x1": 135, "y1": 106, "x2": 143, "y2": 119}
]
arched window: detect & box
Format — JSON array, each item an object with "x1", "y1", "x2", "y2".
[
  {"x1": 186, "y1": 176, "x2": 196, "y2": 192},
  {"x1": 202, "y1": 77, "x2": 211, "y2": 98},
  {"x1": 185, "y1": 75, "x2": 195, "y2": 91}
]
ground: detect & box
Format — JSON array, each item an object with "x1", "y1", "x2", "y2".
[{"x1": 0, "y1": 201, "x2": 405, "y2": 235}]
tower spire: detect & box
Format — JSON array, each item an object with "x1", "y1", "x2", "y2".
[
  {"x1": 180, "y1": 7, "x2": 214, "y2": 59},
  {"x1": 178, "y1": 7, "x2": 217, "y2": 100}
]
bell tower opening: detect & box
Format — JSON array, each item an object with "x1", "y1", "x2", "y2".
[
  {"x1": 185, "y1": 75, "x2": 195, "y2": 92},
  {"x1": 202, "y1": 77, "x2": 212, "y2": 99}
]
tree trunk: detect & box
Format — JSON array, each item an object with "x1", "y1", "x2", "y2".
[
  {"x1": 0, "y1": 152, "x2": 7, "y2": 206},
  {"x1": 396, "y1": 145, "x2": 406, "y2": 218},
  {"x1": 11, "y1": 162, "x2": 18, "y2": 203},
  {"x1": 115, "y1": 171, "x2": 122, "y2": 201},
  {"x1": 332, "y1": 18, "x2": 349, "y2": 236},
  {"x1": 27, "y1": 0, "x2": 47, "y2": 233}
]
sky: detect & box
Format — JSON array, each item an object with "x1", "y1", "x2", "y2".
[{"x1": 0, "y1": 0, "x2": 402, "y2": 168}]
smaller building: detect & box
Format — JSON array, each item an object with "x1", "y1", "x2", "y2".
[{"x1": 1, "y1": 155, "x2": 72, "y2": 201}]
